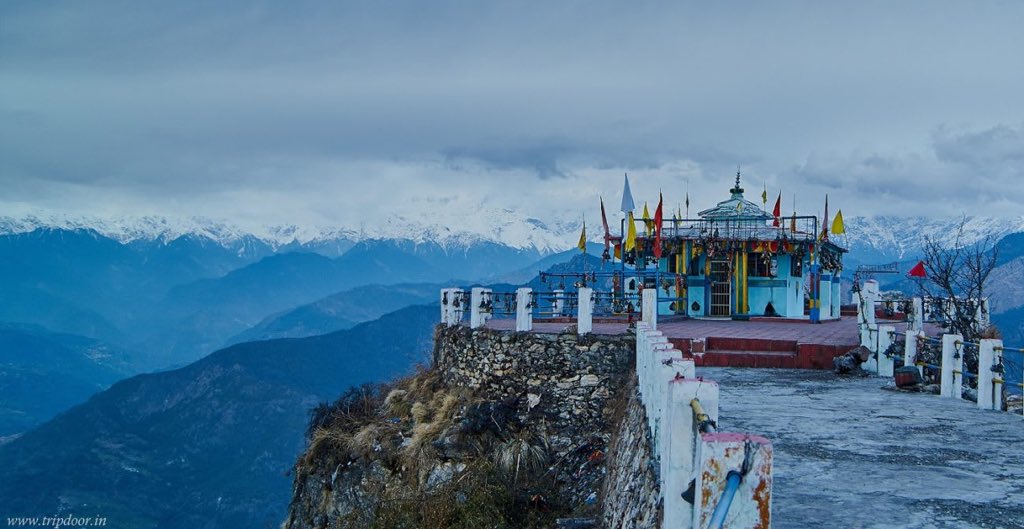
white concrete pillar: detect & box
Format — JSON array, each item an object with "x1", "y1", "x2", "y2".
[
  {"x1": 662, "y1": 378, "x2": 720, "y2": 529},
  {"x1": 878, "y1": 325, "x2": 896, "y2": 376},
  {"x1": 692, "y1": 434, "x2": 773, "y2": 529},
  {"x1": 863, "y1": 280, "x2": 879, "y2": 326},
  {"x1": 940, "y1": 334, "x2": 964, "y2": 399},
  {"x1": 642, "y1": 334, "x2": 671, "y2": 423},
  {"x1": 577, "y1": 287, "x2": 593, "y2": 335},
  {"x1": 904, "y1": 331, "x2": 919, "y2": 370},
  {"x1": 978, "y1": 339, "x2": 1003, "y2": 411},
  {"x1": 831, "y1": 271, "x2": 842, "y2": 318},
  {"x1": 553, "y1": 289, "x2": 565, "y2": 317},
  {"x1": 635, "y1": 323, "x2": 650, "y2": 396},
  {"x1": 861, "y1": 324, "x2": 878, "y2": 373},
  {"x1": 440, "y1": 288, "x2": 451, "y2": 324},
  {"x1": 515, "y1": 287, "x2": 533, "y2": 332},
  {"x1": 819, "y1": 275, "x2": 832, "y2": 320},
  {"x1": 651, "y1": 349, "x2": 691, "y2": 454},
  {"x1": 441, "y1": 288, "x2": 464, "y2": 326},
  {"x1": 911, "y1": 297, "x2": 924, "y2": 333},
  {"x1": 469, "y1": 287, "x2": 492, "y2": 329},
  {"x1": 642, "y1": 288, "x2": 658, "y2": 330}
]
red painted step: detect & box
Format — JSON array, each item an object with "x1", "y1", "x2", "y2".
[{"x1": 705, "y1": 337, "x2": 799, "y2": 354}]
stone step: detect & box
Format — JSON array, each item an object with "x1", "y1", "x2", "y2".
[
  {"x1": 696, "y1": 349, "x2": 800, "y2": 369},
  {"x1": 705, "y1": 336, "x2": 799, "y2": 353}
]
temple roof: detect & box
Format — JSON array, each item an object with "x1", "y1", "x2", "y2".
[{"x1": 697, "y1": 170, "x2": 772, "y2": 221}]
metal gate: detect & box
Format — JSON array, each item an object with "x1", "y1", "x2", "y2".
[{"x1": 709, "y1": 258, "x2": 731, "y2": 317}]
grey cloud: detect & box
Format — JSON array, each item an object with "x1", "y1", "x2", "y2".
[
  {"x1": 933, "y1": 124, "x2": 1024, "y2": 171},
  {"x1": 3, "y1": 1, "x2": 1024, "y2": 222}
]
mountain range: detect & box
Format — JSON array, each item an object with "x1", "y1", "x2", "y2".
[
  {"x1": 1, "y1": 212, "x2": 1024, "y2": 529},
  {"x1": 0, "y1": 304, "x2": 438, "y2": 529}
]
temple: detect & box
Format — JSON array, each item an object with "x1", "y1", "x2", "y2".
[{"x1": 615, "y1": 171, "x2": 846, "y2": 322}]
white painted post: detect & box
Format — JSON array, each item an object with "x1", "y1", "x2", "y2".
[
  {"x1": 861, "y1": 324, "x2": 878, "y2": 373},
  {"x1": 831, "y1": 271, "x2": 841, "y2": 318},
  {"x1": 577, "y1": 287, "x2": 593, "y2": 335},
  {"x1": 515, "y1": 287, "x2": 533, "y2": 332},
  {"x1": 911, "y1": 297, "x2": 924, "y2": 333},
  {"x1": 877, "y1": 325, "x2": 896, "y2": 376},
  {"x1": 440, "y1": 288, "x2": 451, "y2": 324},
  {"x1": 977, "y1": 339, "x2": 1003, "y2": 411},
  {"x1": 662, "y1": 378, "x2": 720, "y2": 529},
  {"x1": 940, "y1": 334, "x2": 963, "y2": 399},
  {"x1": 863, "y1": 280, "x2": 879, "y2": 326},
  {"x1": 651, "y1": 350, "x2": 690, "y2": 454},
  {"x1": 819, "y1": 275, "x2": 832, "y2": 320},
  {"x1": 553, "y1": 289, "x2": 565, "y2": 317},
  {"x1": 469, "y1": 287, "x2": 492, "y2": 329},
  {"x1": 642, "y1": 288, "x2": 658, "y2": 330},
  {"x1": 452, "y1": 288, "x2": 465, "y2": 324},
  {"x1": 643, "y1": 335, "x2": 671, "y2": 423},
  {"x1": 692, "y1": 434, "x2": 773, "y2": 529},
  {"x1": 904, "y1": 331, "x2": 919, "y2": 370},
  {"x1": 635, "y1": 322, "x2": 649, "y2": 399}
]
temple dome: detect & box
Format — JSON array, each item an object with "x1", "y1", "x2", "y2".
[{"x1": 697, "y1": 170, "x2": 771, "y2": 221}]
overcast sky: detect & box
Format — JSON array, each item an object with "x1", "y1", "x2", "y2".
[{"x1": 2, "y1": 1, "x2": 1023, "y2": 229}]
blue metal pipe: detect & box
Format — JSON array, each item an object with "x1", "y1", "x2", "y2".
[{"x1": 708, "y1": 471, "x2": 743, "y2": 529}]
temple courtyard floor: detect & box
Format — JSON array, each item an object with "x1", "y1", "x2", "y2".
[
  {"x1": 487, "y1": 315, "x2": 864, "y2": 345},
  {"x1": 704, "y1": 367, "x2": 1024, "y2": 529}
]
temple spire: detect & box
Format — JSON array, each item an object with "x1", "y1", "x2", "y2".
[{"x1": 730, "y1": 165, "x2": 744, "y2": 197}]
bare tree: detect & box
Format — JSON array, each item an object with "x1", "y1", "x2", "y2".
[{"x1": 920, "y1": 217, "x2": 1000, "y2": 351}]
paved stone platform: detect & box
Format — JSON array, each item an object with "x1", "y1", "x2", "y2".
[
  {"x1": 704, "y1": 368, "x2": 1024, "y2": 529},
  {"x1": 485, "y1": 315, "x2": 864, "y2": 343}
]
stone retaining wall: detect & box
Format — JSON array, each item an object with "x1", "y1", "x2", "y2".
[
  {"x1": 600, "y1": 379, "x2": 661, "y2": 529},
  {"x1": 433, "y1": 325, "x2": 634, "y2": 462}
]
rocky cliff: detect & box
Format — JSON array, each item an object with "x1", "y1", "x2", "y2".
[{"x1": 284, "y1": 325, "x2": 660, "y2": 529}]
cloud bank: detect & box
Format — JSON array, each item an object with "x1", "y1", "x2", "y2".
[{"x1": 2, "y1": 1, "x2": 1023, "y2": 229}]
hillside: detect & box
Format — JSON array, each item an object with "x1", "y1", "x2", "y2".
[
  {"x1": 0, "y1": 305, "x2": 438, "y2": 529},
  {"x1": 228, "y1": 283, "x2": 442, "y2": 344},
  {"x1": 0, "y1": 324, "x2": 136, "y2": 438}
]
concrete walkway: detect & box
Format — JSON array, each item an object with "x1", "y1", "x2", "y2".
[{"x1": 703, "y1": 368, "x2": 1024, "y2": 529}]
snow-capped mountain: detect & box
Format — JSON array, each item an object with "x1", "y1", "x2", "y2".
[
  {"x1": 0, "y1": 209, "x2": 583, "y2": 255},
  {"x1": 840, "y1": 215, "x2": 1024, "y2": 262},
  {"x1": 4, "y1": 212, "x2": 1024, "y2": 261}
]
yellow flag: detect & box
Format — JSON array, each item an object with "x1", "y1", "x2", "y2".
[
  {"x1": 831, "y1": 209, "x2": 845, "y2": 235},
  {"x1": 624, "y1": 212, "x2": 637, "y2": 251},
  {"x1": 641, "y1": 202, "x2": 652, "y2": 234},
  {"x1": 577, "y1": 220, "x2": 587, "y2": 252}
]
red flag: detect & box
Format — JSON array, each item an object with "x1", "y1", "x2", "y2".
[
  {"x1": 771, "y1": 192, "x2": 781, "y2": 227},
  {"x1": 821, "y1": 194, "x2": 829, "y2": 241},
  {"x1": 600, "y1": 197, "x2": 612, "y2": 251},
  {"x1": 653, "y1": 192, "x2": 664, "y2": 259},
  {"x1": 908, "y1": 261, "x2": 927, "y2": 278}
]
